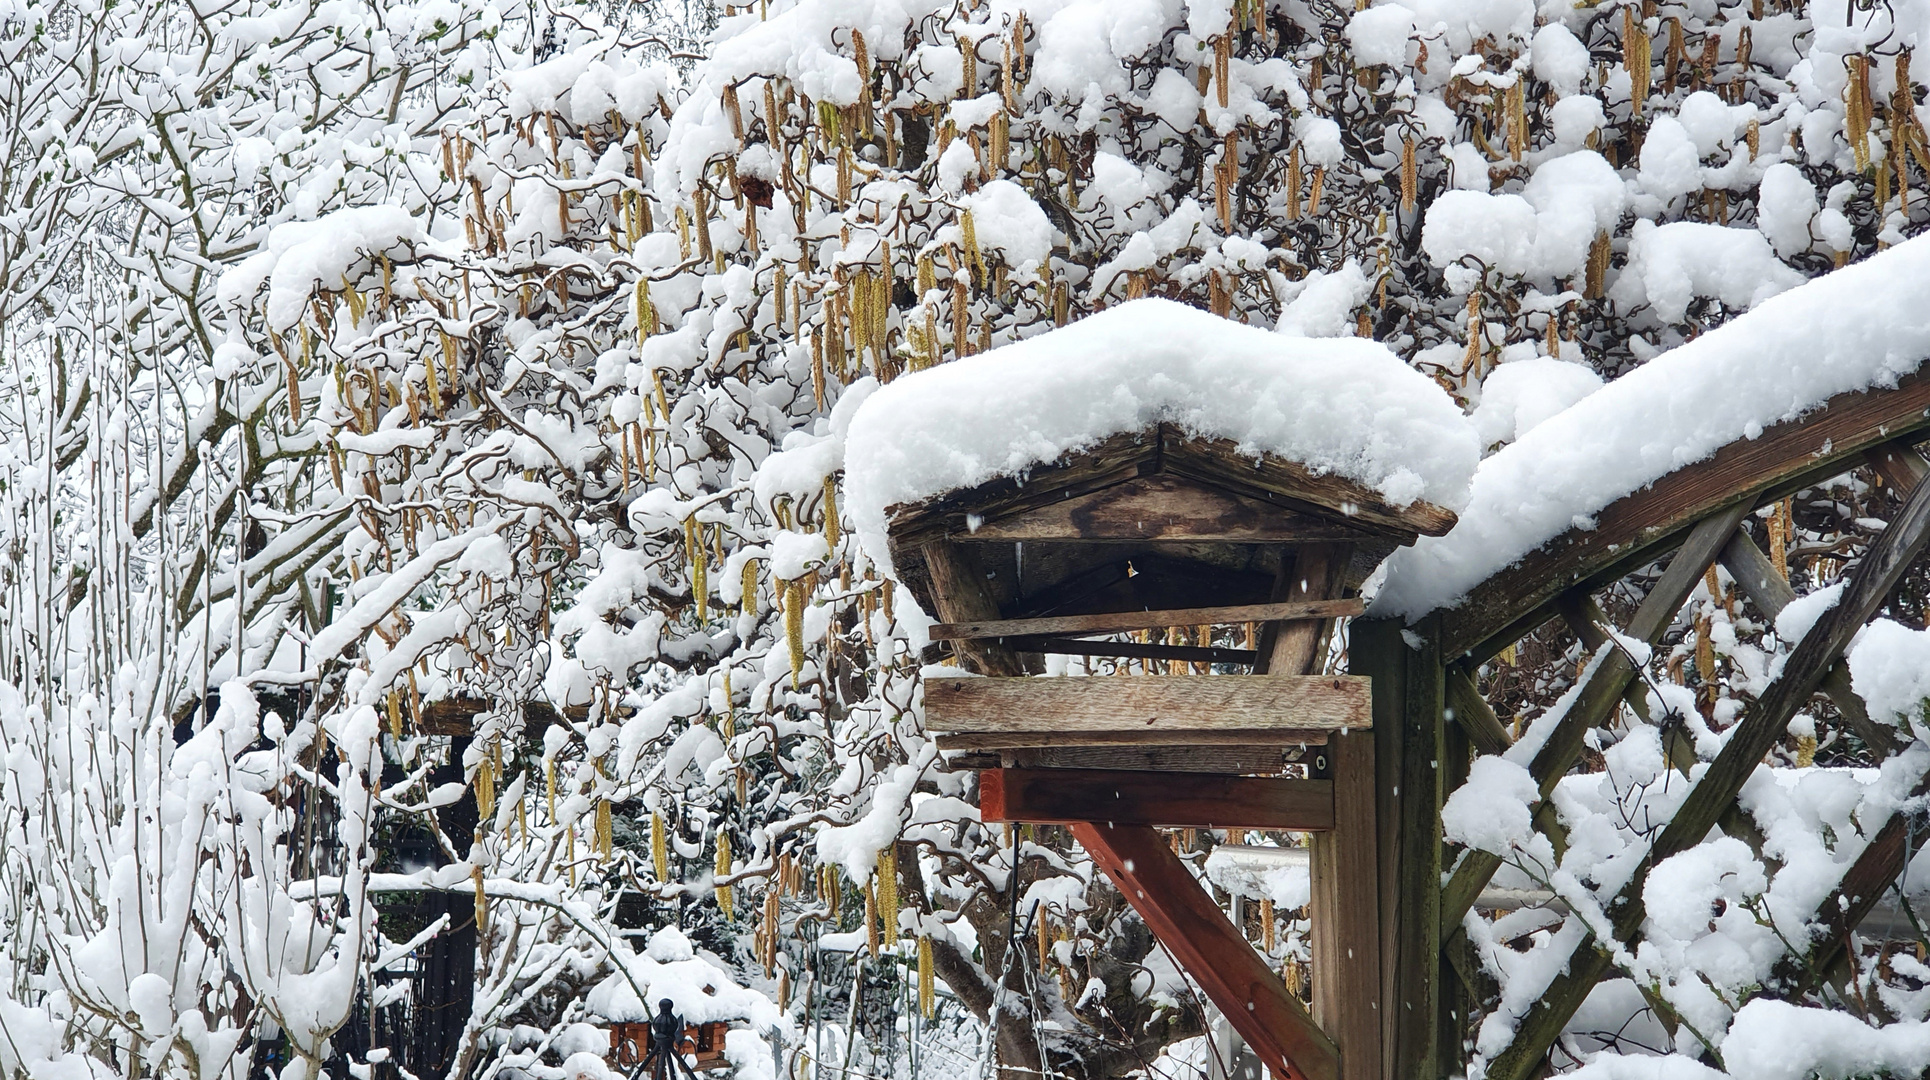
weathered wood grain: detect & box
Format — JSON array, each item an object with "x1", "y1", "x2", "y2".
[
  {"x1": 934, "y1": 728, "x2": 1332, "y2": 750},
  {"x1": 923, "y1": 675, "x2": 1371, "y2": 735},
  {"x1": 989, "y1": 744, "x2": 1296, "y2": 773},
  {"x1": 931, "y1": 598, "x2": 1362, "y2": 641},
  {"x1": 922, "y1": 540, "x2": 1029, "y2": 677},
  {"x1": 963, "y1": 474, "x2": 1379, "y2": 543},
  {"x1": 979, "y1": 768, "x2": 1335, "y2": 829},
  {"x1": 1017, "y1": 637, "x2": 1259, "y2": 666}
]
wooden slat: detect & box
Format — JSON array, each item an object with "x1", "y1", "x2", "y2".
[
  {"x1": 931, "y1": 599, "x2": 1362, "y2": 642},
  {"x1": 1438, "y1": 371, "x2": 1930, "y2": 660},
  {"x1": 980, "y1": 768, "x2": 1335, "y2": 829},
  {"x1": 1781, "y1": 765, "x2": 1930, "y2": 995},
  {"x1": 1482, "y1": 468, "x2": 1930, "y2": 1080},
  {"x1": 1391, "y1": 623, "x2": 1445, "y2": 1080},
  {"x1": 924, "y1": 675, "x2": 1371, "y2": 735},
  {"x1": 935, "y1": 728, "x2": 1330, "y2": 751},
  {"x1": 1259, "y1": 544, "x2": 1352, "y2": 680},
  {"x1": 1072, "y1": 821, "x2": 1342, "y2": 1080},
  {"x1": 1444, "y1": 667, "x2": 1511, "y2": 758},
  {"x1": 989, "y1": 744, "x2": 1295, "y2": 773},
  {"x1": 1719, "y1": 529, "x2": 1899, "y2": 755},
  {"x1": 962, "y1": 474, "x2": 1379, "y2": 543},
  {"x1": 1437, "y1": 503, "x2": 1750, "y2": 940},
  {"x1": 1017, "y1": 637, "x2": 1259, "y2": 666}
]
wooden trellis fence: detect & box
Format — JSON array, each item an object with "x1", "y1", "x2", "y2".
[{"x1": 1356, "y1": 369, "x2": 1930, "y2": 1078}]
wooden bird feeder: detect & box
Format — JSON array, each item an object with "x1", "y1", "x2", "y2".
[{"x1": 887, "y1": 423, "x2": 1456, "y2": 1080}]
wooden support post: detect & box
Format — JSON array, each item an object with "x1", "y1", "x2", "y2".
[
  {"x1": 1256, "y1": 542, "x2": 1382, "y2": 1080},
  {"x1": 980, "y1": 768, "x2": 1335, "y2": 830},
  {"x1": 1391, "y1": 620, "x2": 1444, "y2": 1080},
  {"x1": 1349, "y1": 617, "x2": 1409, "y2": 1080},
  {"x1": 921, "y1": 540, "x2": 1028, "y2": 677},
  {"x1": 1311, "y1": 729, "x2": 1380, "y2": 1080},
  {"x1": 1071, "y1": 821, "x2": 1341, "y2": 1080}
]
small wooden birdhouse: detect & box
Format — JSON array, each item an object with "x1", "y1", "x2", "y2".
[
  {"x1": 843, "y1": 299, "x2": 1478, "y2": 1080},
  {"x1": 885, "y1": 423, "x2": 1456, "y2": 773}
]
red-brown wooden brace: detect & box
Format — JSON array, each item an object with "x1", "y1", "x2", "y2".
[
  {"x1": 1070, "y1": 820, "x2": 1340, "y2": 1080},
  {"x1": 980, "y1": 768, "x2": 1335, "y2": 830}
]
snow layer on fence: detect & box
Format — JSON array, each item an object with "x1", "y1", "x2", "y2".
[
  {"x1": 845, "y1": 297, "x2": 1477, "y2": 572},
  {"x1": 1374, "y1": 236, "x2": 1930, "y2": 622}
]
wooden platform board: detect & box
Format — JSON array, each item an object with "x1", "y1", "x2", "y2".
[{"x1": 925, "y1": 674, "x2": 1369, "y2": 750}]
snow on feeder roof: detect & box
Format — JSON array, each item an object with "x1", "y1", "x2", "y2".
[{"x1": 844, "y1": 298, "x2": 1478, "y2": 626}]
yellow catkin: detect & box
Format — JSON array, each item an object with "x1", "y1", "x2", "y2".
[
  {"x1": 742, "y1": 558, "x2": 759, "y2": 618},
  {"x1": 1768, "y1": 499, "x2": 1789, "y2": 578},
  {"x1": 1624, "y1": 9, "x2": 1650, "y2": 117},
  {"x1": 715, "y1": 832, "x2": 735, "y2": 919},
  {"x1": 1796, "y1": 734, "x2": 1818, "y2": 767},
  {"x1": 1847, "y1": 55, "x2": 1872, "y2": 172},
  {"x1": 1696, "y1": 614, "x2": 1717, "y2": 683},
  {"x1": 1507, "y1": 80, "x2": 1527, "y2": 161},
  {"x1": 635, "y1": 279, "x2": 656, "y2": 348},
  {"x1": 1463, "y1": 291, "x2": 1484, "y2": 377},
  {"x1": 918, "y1": 936, "x2": 935, "y2": 1018},
  {"x1": 1286, "y1": 143, "x2": 1303, "y2": 220},
  {"x1": 1586, "y1": 232, "x2": 1612, "y2": 299},
  {"x1": 476, "y1": 751, "x2": 496, "y2": 821},
  {"x1": 652, "y1": 811, "x2": 671, "y2": 882},
  {"x1": 876, "y1": 846, "x2": 899, "y2": 939},
  {"x1": 763, "y1": 891, "x2": 780, "y2": 976},
  {"x1": 1400, "y1": 138, "x2": 1417, "y2": 213},
  {"x1": 473, "y1": 863, "x2": 489, "y2": 937},
  {"x1": 823, "y1": 476, "x2": 841, "y2": 551},
  {"x1": 1260, "y1": 898, "x2": 1277, "y2": 953},
  {"x1": 387, "y1": 690, "x2": 404, "y2": 741},
  {"x1": 685, "y1": 518, "x2": 709, "y2": 621},
  {"x1": 786, "y1": 579, "x2": 805, "y2": 687},
  {"x1": 960, "y1": 209, "x2": 985, "y2": 286},
  {"x1": 596, "y1": 799, "x2": 614, "y2": 859}
]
